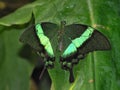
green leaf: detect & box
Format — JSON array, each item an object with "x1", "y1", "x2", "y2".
[
  {"x1": 0, "y1": 27, "x2": 33, "y2": 90},
  {"x1": 0, "y1": 6, "x2": 32, "y2": 26},
  {"x1": 0, "y1": 0, "x2": 120, "y2": 90},
  {"x1": 0, "y1": 0, "x2": 91, "y2": 26}
]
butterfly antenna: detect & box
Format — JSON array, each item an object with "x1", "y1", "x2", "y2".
[{"x1": 39, "y1": 65, "x2": 46, "y2": 80}]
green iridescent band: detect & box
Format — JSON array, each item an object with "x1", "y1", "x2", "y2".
[
  {"x1": 35, "y1": 24, "x2": 54, "y2": 57},
  {"x1": 62, "y1": 27, "x2": 94, "y2": 58}
]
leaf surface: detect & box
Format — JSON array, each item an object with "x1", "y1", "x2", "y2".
[{"x1": 0, "y1": 0, "x2": 120, "y2": 90}]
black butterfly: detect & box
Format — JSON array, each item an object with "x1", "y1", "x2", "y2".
[{"x1": 19, "y1": 21, "x2": 111, "y2": 83}]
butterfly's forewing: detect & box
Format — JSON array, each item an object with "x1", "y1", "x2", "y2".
[
  {"x1": 61, "y1": 24, "x2": 92, "y2": 58},
  {"x1": 64, "y1": 24, "x2": 88, "y2": 39},
  {"x1": 62, "y1": 24, "x2": 110, "y2": 58},
  {"x1": 78, "y1": 30, "x2": 111, "y2": 54},
  {"x1": 19, "y1": 25, "x2": 43, "y2": 51},
  {"x1": 41, "y1": 22, "x2": 58, "y2": 39},
  {"x1": 41, "y1": 22, "x2": 59, "y2": 54},
  {"x1": 60, "y1": 34, "x2": 73, "y2": 52}
]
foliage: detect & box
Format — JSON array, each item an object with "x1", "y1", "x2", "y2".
[{"x1": 0, "y1": 0, "x2": 120, "y2": 90}]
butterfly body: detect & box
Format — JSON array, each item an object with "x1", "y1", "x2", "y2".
[{"x1": 19, "y1": 21, "x2": 111, "y2": 83}]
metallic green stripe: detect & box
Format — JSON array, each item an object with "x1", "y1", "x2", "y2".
[
  {"x1": 35, "y1": 24, "x2": 44, "y2": 34},
  {"x1": 72, "y1": 27, "x2": 94, "y2": 47},
  {"x1": 35, "y1": 24, "x2": 54, "y2": 57},
  {"x1": 61, "y1": 43, "x2": 77, "y2": 58},
  {"x1": 62, "y1": 27, "x2": 94, "y2": 58}
]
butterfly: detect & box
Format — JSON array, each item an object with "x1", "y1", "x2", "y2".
[{"x1": 19, "y1": 21, "x2": 111, "y2": 83}]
